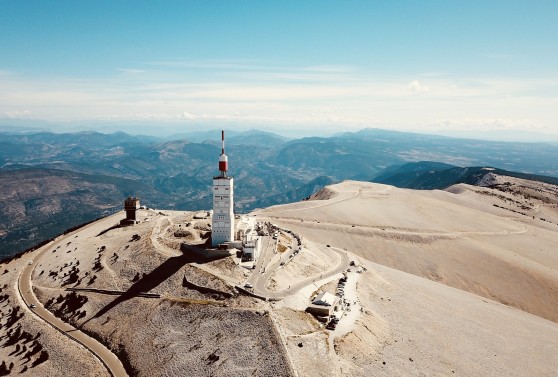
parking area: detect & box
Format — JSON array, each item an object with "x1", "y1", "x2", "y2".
[{"x1": 323, "y1": 262, "x2": 364, "y2": 332}]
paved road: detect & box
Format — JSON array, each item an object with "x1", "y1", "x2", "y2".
[
  {"x1": 254, "y1": 187, "x2": 366, "y2": 215},
  {"x1": 237, "y1": 222, "x2": 351, "y2": 300},
  {"x1": 17, "y1": 215, "x2": 128, "y2": 377},
  {"x1": 257, "y1": 246, "x2": 350, "y2": 300}
]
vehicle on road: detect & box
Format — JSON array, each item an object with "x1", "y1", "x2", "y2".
[
  {"x1": 28, "y1": 261, "x2": 33, "y2": 265},
  {"x1": 30, "y1": 304, "x2": 36, "y2": 309},
  {"x1": 280, "y1": 262, "x2": 285, "y2": 266}
]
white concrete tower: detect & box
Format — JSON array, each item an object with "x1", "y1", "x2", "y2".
[{"x1": 211, "y1": 130, "x2": 235, "y2": 246}]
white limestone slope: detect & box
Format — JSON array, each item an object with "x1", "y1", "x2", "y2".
[{"x1": 259, "y1": 179, "x2": 558, "y2": 377}]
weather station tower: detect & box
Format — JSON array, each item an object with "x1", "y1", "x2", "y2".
[{"x1": 211, "y1": 130, "x2": 235, "y2": 247}]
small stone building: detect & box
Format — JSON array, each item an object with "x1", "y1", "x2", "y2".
[{"x1": 120, "y1": 196, "x2": 140, "y2": 225}]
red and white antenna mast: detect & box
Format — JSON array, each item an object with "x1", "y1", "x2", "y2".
[{"x1": 218, "y1": 130, "x2": 228, "y2": 176}]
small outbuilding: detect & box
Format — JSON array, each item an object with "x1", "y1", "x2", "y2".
[
  {"x1": 242, "y1": 236, "x2": 261, "y2": 262},
  {"x1": 306, "y1": 292, "x2": 339, "y2": 317},
  {"x1": 312, "y1": 292, "x2": 337, "y2": 306},
  {"x1": 120, "y1": 196, "x2": 140, "y2": 226}
]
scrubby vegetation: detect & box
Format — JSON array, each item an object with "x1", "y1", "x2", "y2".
[{"x1": 0, "y1": 285, "x2": 48, "y2": 373}]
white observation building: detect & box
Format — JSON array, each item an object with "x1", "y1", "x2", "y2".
[{"x1": 211, "y1": 130, "x2": 235, "y2": 246}]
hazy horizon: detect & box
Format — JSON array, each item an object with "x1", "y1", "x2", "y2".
[
  {"x1": 2, "y1": 119, "x2": 558, "y2": 144},
  {"x1": 1, "y1": 1, "x2": 557, "y2": 142}
]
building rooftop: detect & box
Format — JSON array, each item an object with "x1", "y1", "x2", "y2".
[{"x1": 312, "y1": 292, "x2": 337, "y2": 306}]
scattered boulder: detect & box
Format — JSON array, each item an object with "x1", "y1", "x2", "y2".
[{"x1": 206, "y1": 350, "x2": 220, "y2": 365}]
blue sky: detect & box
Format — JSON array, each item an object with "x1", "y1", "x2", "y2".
[{"x1": 0, "y1": 1, "x2": 557, "y2": 138}]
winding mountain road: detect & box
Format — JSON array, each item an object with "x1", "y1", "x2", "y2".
[
  {"x1": 238, "y1": 230, "x2": 350, "y2": 300},
  {"x1": 17, "y1": 219, "x2": 128, "y2": 377},
  {"x1": 251, "y1": 245, "x2": 350, "y2": 300}
]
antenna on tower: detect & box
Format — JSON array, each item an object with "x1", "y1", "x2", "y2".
[{"x1": 218, "y1": 130, "x2": 228, "y2": 176}]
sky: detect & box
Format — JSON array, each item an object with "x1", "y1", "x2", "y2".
[{"x1": 0, "y1": 1, "x2": 557, "y2": 140}]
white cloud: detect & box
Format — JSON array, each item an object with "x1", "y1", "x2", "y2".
[
  {"x1": 2, "y1": 110, "x2": 32, "y2": 118},
  {"x1": 408, "y1": 80, "x2": 430, "y2": 93},
  {"x1": 147, "y1": 59, "x2": 271, "y2": 71},
  {"x1": 302, "y1": 65, "x2": 356, "y2": 73},
  {"x1": 181, "y1": 111, "x2": 196, "y2": 120},
  {"x1": 0, "y1": 64, "x2": 557, "y2": 137},
  {"x1": 430, "y1": 118, "x2": 540, "y2": 131},
  {"x1": 118, "y1": 68, "x2": 146, "y2": 75}
]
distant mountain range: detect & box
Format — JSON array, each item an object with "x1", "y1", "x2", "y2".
[
  {"x1": 372, "y1": 161, "x2": 558, "y2": 190},
  {"x1": 2, "y1": 127, "x2": 558, "y2": 258}
]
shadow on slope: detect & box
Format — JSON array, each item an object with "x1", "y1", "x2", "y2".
[{"x1": 82, "y1": 249, "x2": 227, "y2": 325}]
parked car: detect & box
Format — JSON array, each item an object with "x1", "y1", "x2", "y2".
[{"x1": 244, "y1": 283, "x2": 253, "y2": 289}]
